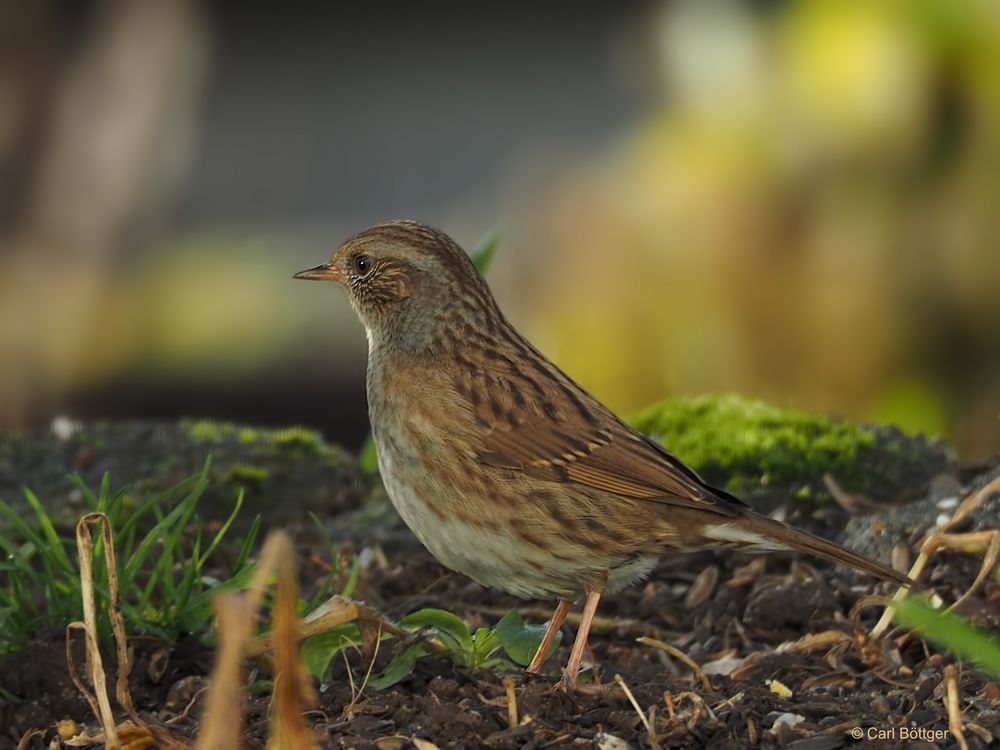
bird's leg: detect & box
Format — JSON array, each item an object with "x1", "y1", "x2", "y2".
[
  {"x1": 558, "y1": 588, "x2": 603, "y2": 689},
  {"x1": 526, "y1": 599, "x2": 572, "y2": 674}
]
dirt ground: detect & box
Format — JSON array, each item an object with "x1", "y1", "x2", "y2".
[{"x1": 3, "y1": 464, "x2": 1000, "y2": 749}]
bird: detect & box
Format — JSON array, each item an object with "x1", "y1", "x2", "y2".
[{"x1": 294, "y1": 220, "x2": 911, "y2": 688}]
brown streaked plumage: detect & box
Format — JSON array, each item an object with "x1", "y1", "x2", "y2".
[{"x1": 295, "y1": 220, "x2": 912, "y2": 687}]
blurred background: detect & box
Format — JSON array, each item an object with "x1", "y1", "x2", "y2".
[{"x1": 1, "y1": 0, "x2": 998, "y2": 458}]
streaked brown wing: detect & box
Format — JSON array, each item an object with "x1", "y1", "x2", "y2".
[{"x1": 457, "y1": 340, "x2": 746, "y2": 518}]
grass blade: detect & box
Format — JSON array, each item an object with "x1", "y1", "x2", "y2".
[
  {"x1": 197, "y1": 491, "x2": 244, "y2": 569},
  {"x1": 894, "y1": 597, "x2": 1000, "y2": 680}
]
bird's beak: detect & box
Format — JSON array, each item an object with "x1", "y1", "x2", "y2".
[{"x1": 293, "y1": 262, "x2": 343, "y2": 283}]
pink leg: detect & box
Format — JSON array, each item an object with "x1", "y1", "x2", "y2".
[
  {"x1": 526, "y1": 599, "x2": 572, "y2": 674},
  {"x1": 560, "y1": 588, "x2": 602, "y2": 688}
]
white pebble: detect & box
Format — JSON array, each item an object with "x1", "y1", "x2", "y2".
[
  {"x1": 51, "y1": 415, "x2": 78, "y2": 441},
  {"x1": 772, "y1": 712, "x2": 806, "y2": 730},
  {"x1": 594, "y1": 731, "x2": 633, "y2": 750}
]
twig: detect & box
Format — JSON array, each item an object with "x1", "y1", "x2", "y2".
[
  {"x1": 674, "y1": 691, "x2": 714, "y2": 730},
  {"x1": 245, "y1": 595, "x2": 414, "y2": 658},
  {"x1": 637, "y1": 636, "x2": 712, "y2": 692},
  {"x1": 873, "y1": 475, "x2": 1000, "y2": 638},
  {"x1": 944, "y1": 665, "x2": 969, "y2": 750},
  {"x1": 823, "y1": 474, "x2": 881, "y2": 512},
  {"x1": 663, "y1": 691, "x2": 676, "y2": 721},
  {"x1": 615, "y1": 673, "x2": 659, "y2": 750},
  {"x1": 163, "y1": 685, "x2": 210, "y2": 725},
  {"x1": 343, "y1": 621, "x2": 382, "y2": 720},
  {"x1": 341, "y1": 647, "x2": 358, "y2": 712},
  {"x1": 15, "y1": 729, "x2": 45, "y2": 750},
  {"x1": 503, "y1": 675, "x2": 518, "y2": 729}
]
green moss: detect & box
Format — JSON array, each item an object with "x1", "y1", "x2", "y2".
[
  {"x1": 188, "y1": 420, "x2": 322, "y2": 453},
  {"x1": 272, "y1": 426, "x2": 323, "y2": 453},
  {"x1": 223, "y1": 463, "x2": 270, "y2": 489},
  {"x1": 629, "y1": 395, "x2": 880, "y2": 501},
  {"x1": 237, "y1": 427, "x2": 261, "y2": 445},
  {"x1": 188, "y1": 419, "x2": 230, "y2": 444}
]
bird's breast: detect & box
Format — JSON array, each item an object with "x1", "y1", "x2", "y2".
[{"x1": 364, "y1": 355, "x2": 660, "y2": 599}]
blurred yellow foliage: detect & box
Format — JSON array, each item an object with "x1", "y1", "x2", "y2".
[
  {"x1": 1, "y1": 0, "x2": 997, "y2": 457},
  {"x1": 508, "y1": 0, "x2": 1000, "y2": 455}
]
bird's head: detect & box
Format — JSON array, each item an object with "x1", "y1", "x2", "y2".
[{"x1": 294, "y1": 220, "x2": 497, "y2": 351}]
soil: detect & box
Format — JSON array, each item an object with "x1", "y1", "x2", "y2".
[{"x1": 2, "y1": 442, "x2": 1000, "y2": 749}]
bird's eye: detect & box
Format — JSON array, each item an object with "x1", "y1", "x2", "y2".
[{"x1": 353, "y1": 254, "x2": 374, "y2": 275}]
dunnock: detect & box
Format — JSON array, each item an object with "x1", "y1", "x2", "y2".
[{"x1": 295, "y1": 221, "x2": 909, "y2": 686}]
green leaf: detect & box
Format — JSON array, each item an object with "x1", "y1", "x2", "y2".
[
  {"x1": 400, "y1": 608, "x2": 473, "y2": 657},
  {"x1": 301, "y1": 624, "x2": 363, "y2": 682},
  {"x1": 196, "y1": 490, "x2": 244, "y2": 569},
  {"x1": 247, "y1": 679, "x2": 274, "y2": 697},
  {"x1": 470, "y1": 227, "x2": 501, "y2": 273},
  {"x1": 182, "y1": 562, "x2": 258, "y2": 633},
  {"x1": 894, "y1": 597, "x2": 1000, "y2": 680},
  {"x1": 470, "y1": 626, "x2": 502, "y2": 669},
  {"x1": 495, "y1": 609, "x2": 561, "y2": 667},
  {"x1": 235, "y1": 516, "x2": 262, "y2": 570},
  {"x1": 1, "y1": 459, "x2": 250, "y2": 653},
  {"x1": 358, "y1": 435, "x2": 379, "y2": 475},
  {"x1": 22, "y1": 488, "x2": 74, "y2": 574},
  {"x1": 368, "y1": 643, "x2": 426, "y2": 690},
  {"x1": 123, "y1": 475, "x2": 205, "y2": 580},
  {"x1": 339, "y1": 555, "x2": 362, "y2": 600}
]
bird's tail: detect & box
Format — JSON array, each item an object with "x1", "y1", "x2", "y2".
[{"x1": 702, "y1": 513, "x2": 913, "y2": 587}]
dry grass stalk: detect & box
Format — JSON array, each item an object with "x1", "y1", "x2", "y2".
[
  {"x1": 266, "y1": 533, "x2": 319, "y2": 750},
  {"x1": 944, "y1": 665, "x2": 970, "y2": 750},
  {"x1": 341, "y1": 621, "x2": 382, "y2": 721},
  {"x1": 637, "y1": 636, "x2": 712, "y2": 692},
  {"x1": 193, "y1": 594, "x2": 253, "y2": 750},
  {"x1": 672, "y1": 691, "x2": 714, "y2": 730},
  {"x1": 245, "y1": 595, "x2": 409, "y2": 659},
  {"x1": 662, "y1": 691, "x2": 676, "y2": 721},
  {"x1": 780, "y1": 629, "x2": 852, "y2": 653},
  {"x1": 873, "y1": 475, "x2": 1000, "y2": 638},
  {"x1": 683, "y1": 565, "x2": 719, "y2": 610},
  {"x1": 194, "y1": 531, "x2": 320, "y2": 750},
  {"x1": 15, "y1": 728, "x2": 46, "y2": 750},
  {"x1": 65, "y1": 515, "x2": 120, "y2": 747},
  {"x1": 502, "y1": 675, "x2": 517, "y2": 729},
  {"x1": 614, "y1": 674, "x2": 659, "y2": 749},
  {"x1": 65, "y1": 513, "x2": 188, "y2": 750}
]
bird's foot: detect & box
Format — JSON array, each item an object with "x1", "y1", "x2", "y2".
[{"x1": 553, "y1": 674, "x2": 614, "y2": 696}]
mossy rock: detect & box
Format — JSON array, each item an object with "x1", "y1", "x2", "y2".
[
  {"x1": 629, "y1": 395, "x2": 952, "y2": 507},
  {"x1": 0, "y1": 419, "x2": 365, "y2": 530}
]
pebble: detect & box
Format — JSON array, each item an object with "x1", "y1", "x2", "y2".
[
  {"x1": 593, "y1": 731, "x2": 632, "y2": 750},
  {"x1": 772, "y1": 712, "x2": 806, "y2": 730}
]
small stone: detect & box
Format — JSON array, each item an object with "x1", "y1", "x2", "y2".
[
  {"x1": 594, "y1": 731, "x2": 632, "y2": 750},
  {"x1": 702, "y1": 656, "x2": 744, "y2": 676},
  {"x1": 51, "y1": 415, "x2": 78, "y2": 440},
  {"x1": 772, "y1": 712, "x2": 806, "y2": 730}
]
